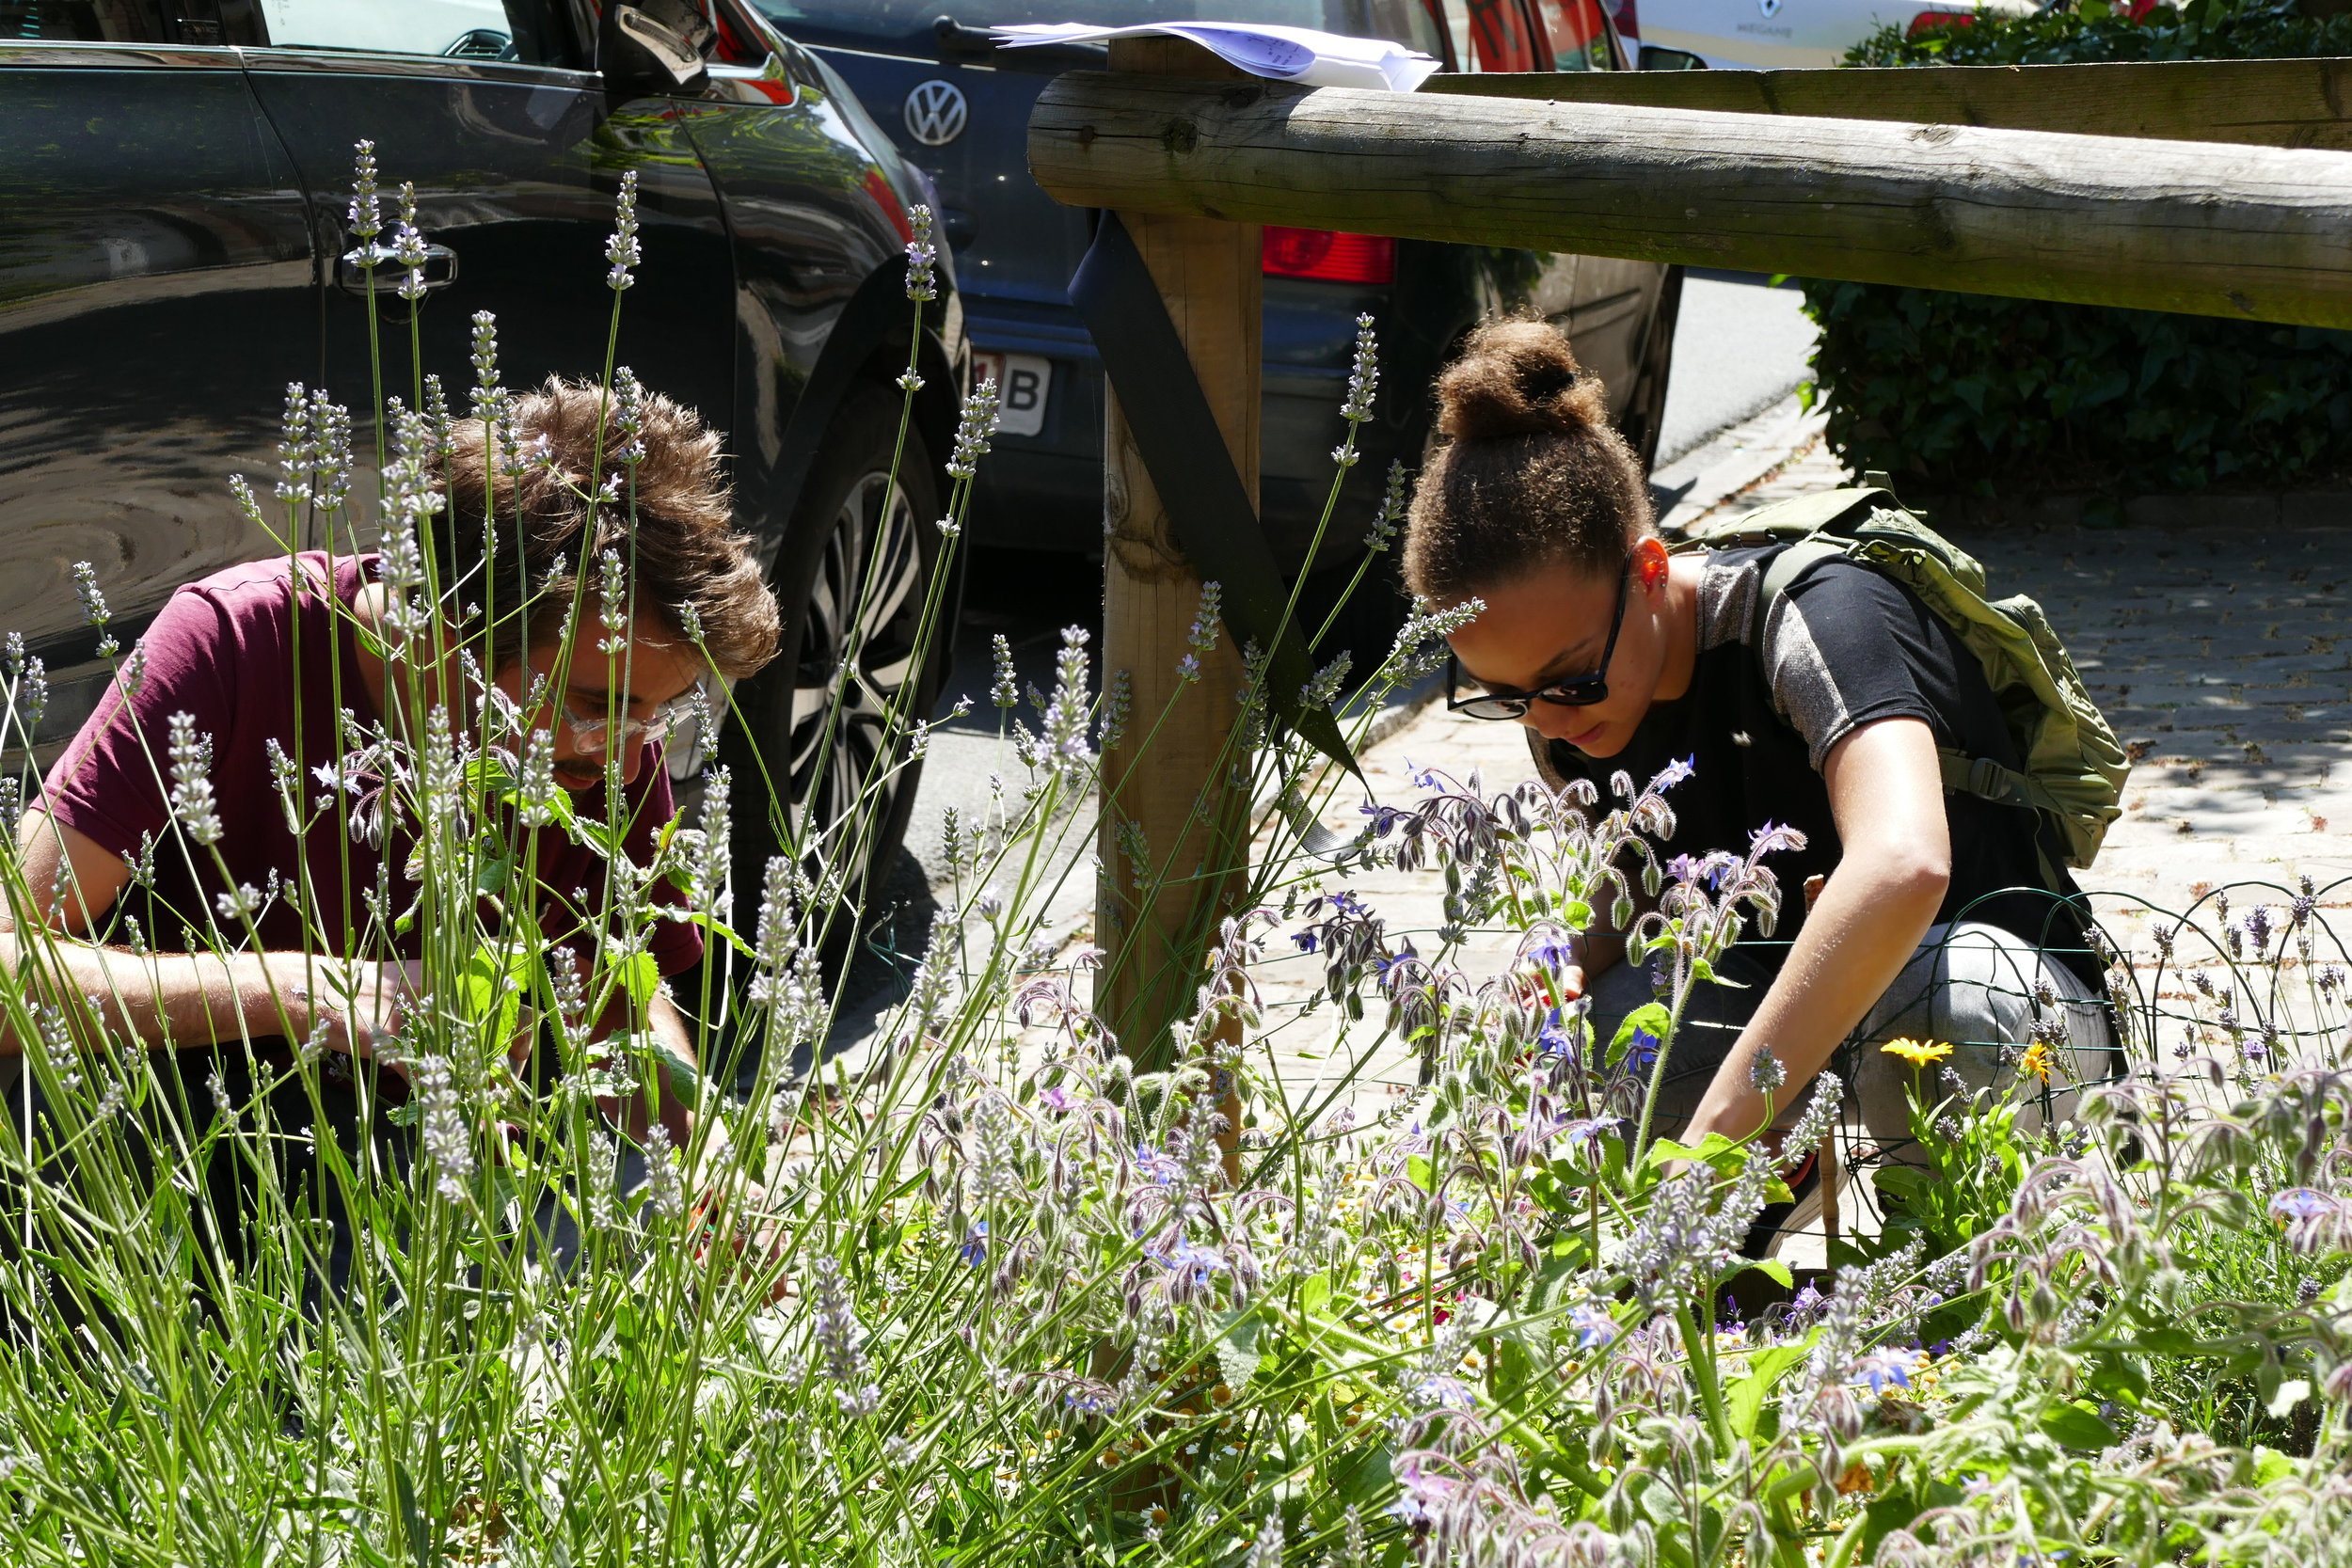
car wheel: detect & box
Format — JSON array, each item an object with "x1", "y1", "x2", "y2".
[{"x1": 722, "y1": 384, "x2": 947, "y2": 970}]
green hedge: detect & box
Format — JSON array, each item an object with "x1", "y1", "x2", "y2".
[{"x1": 1803, "y1": 0, "x2": 2352, "y2": 497}]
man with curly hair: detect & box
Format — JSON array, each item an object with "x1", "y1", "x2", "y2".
[{"x1": 6, "y1": 378, "x2": 779, "y2": 1280}]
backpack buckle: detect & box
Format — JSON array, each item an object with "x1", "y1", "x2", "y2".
[{"x1": 1967, "y1": 756, "x2": 2009, "y2": 800}]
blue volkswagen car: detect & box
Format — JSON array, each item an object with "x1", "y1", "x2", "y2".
[{"x1": 750, "y1": 0, "x2": 1680, "y2": 602}]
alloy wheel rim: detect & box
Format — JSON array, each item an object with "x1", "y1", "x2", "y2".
[{"x1": 787, "y1": 468, "x2": 925, "y2": 851}]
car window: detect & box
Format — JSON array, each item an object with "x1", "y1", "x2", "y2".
[
  {"x1": 254, "y1": 0, "x2": 577, "y2": 64},
  {"x1": 699, "y1": 0, "x2": 772, "y2": 62},
  {"x1": 1442, "y1": 0, "x2": 1541, "y2": 70},
  {"x1": 753, "y1": 0, "x2": 1437, "y2": 52},
  {"x1": 1540, "y1": 0, "x2": 1610, "y2": 68},
  {"x1": 0, "y1": 0, "x2": 265, "y2": 42},
  {"x1": 1362, "y1": 0, "x2": 1448, "y2": 63}
]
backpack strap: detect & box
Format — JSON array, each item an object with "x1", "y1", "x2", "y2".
[
  {"x1": 1937, "y1": 751, "x2": 2052, "y2": 816},
  {"x1": 1941, "y1": 750, "x2": 2075, "y2": 900},
  {"x1": 1746, "y1": 538, "x2": 1850, "y2": 648}
]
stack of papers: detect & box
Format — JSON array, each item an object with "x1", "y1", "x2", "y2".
[{"x1": 990, "y1": 20, "x2": 1440, "y2": 92}]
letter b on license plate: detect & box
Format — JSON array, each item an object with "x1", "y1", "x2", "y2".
[{"x1": 971, "y1": 351, "x2": 1051, "y2": 438}]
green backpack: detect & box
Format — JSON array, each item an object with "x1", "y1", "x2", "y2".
[{"x1": 1687, "y1": 479, "x2": 2130, "y2": 877}]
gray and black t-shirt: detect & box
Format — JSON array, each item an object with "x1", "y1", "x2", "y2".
[{"x1": 1530, "y1": 544, "x2": 2094, "y2": 980}]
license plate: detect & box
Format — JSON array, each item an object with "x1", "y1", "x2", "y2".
[{"x1": 971, "y1": 350, "x2": 1051, "y2": 438}]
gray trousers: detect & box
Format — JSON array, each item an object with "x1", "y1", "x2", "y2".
[{"x1": 1592, "y1": 921, "x2": 2115, "y2": 1160}]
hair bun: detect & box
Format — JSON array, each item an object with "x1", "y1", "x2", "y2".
[{"x1": 1434, "y1": 319, "x2": 1607, "y2": 442}]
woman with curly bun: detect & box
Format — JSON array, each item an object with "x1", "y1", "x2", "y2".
[{"x1": 1405, "y1": 318, "x2": 2110, "y2": 1188}]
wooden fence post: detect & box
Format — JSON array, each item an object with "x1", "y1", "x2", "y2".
[{"x1": 1092, "y1": 38, "x2": 1261, "y2": 1079}]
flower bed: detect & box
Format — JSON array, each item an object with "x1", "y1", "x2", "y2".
[{"x1": 0, "y1": 150, "x2": 2346, "y2": 1566}]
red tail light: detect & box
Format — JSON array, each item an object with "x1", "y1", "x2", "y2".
[
  {"x1": 1262, "y1": 227, "x2": 1396, "y2": 285},
  {"x1": 1904, "y1": 8, "x2": 1974, "y2": 33}
]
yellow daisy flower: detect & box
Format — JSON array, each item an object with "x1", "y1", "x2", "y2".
[
  {"x1": 1880, "y1": 1037, "x2": 1954, "y2": 1069},
  {"x1": 2020, "y1": 1039, "x2": 2058, "y2": 1085}
]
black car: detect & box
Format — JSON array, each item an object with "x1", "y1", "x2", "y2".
[
  {"x1": 748, "y1": 0, "x2": 1679, "y2": 604},
  {"x1": 0, "y1": 0, "x2": 961, "y2": 895}
]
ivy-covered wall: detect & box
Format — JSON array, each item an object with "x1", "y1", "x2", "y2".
[{"x1": 1803, "y1": 1, "x2": 2352, "y2": 497}]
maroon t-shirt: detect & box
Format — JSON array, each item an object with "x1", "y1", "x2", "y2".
[{"x1": 41, "y1": 551, "x2": 703, "y2": 979}]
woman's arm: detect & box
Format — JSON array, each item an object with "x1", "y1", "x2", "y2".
[{"x1": 1677, "y1": 716, "x2": 1951, "y2": 1146}]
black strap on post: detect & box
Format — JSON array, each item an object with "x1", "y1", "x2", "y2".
[{"x1": 1069, "y1": 212, "x2": 1361, "y2": 786}]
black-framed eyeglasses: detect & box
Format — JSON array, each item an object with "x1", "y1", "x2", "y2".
[{"x1": 1445, "y1": 558, "x2": 1631, "y2": 721}]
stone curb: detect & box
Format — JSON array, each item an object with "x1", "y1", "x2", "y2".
[
  {"x1": 1909, "y1": 490, "x2": 2352, "y2": 531},
  {"x1": 1649, "y1": 391, "x2": 1831, "y2": 536}
]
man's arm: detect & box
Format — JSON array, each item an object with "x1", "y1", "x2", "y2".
[
  {"x1": 5, "y1": 808, "x2": 405, "y2": 1058},
  {"x1": 1677, "y1": 716, "x2": 1951, "y2": 1146}
]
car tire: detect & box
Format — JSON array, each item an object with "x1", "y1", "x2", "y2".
[
  {"x1": 720, "y1": 383, "x2": 948, "y2": 977},
  {"x1": 1619, "y1": 264, "x2": 1684, "y2": 475}
]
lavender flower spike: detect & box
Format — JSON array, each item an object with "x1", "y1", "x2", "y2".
[
  {"x1": 167, "y1": 712, "x2": 222, "y2": 847},
  {"x1": 605, "y1": 168, "x2": 641, "y2": 291},
  {"x1": 390, "y1": 182, "x2": 430, "y2": 302},
  {"x1": 412, "y1": 1054, "x2": 476, "y2": 1203},
  {"x1": 813, "y1": 1258, "x2": 882, "y2": 1418},
  {"x1": 904, "y1": 202, "x2": 938, "y2": 301},
  {"x1": 344, "y1": 139, "x2": 382, "y2": 256},
  {"x1": 1341, "y1": 311, "x2": 1379, "y2": 424}
]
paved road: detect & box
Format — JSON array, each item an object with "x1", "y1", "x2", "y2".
[{"x1": 1654, "y1": 271, "x2": 1820, "y2": 467}]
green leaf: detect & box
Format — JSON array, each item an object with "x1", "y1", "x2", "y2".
[
  {"x1": 642, "y1": 1033, "x2": 704, "y2": 1105},
  {"x1": 1527, "y1": 1235, "x2": 1592, "y2": 1313},
  {"x1": 2038, "y1": 1401, "x2": 2117, "y2": 1450},
  {"x1": 2134, "y1": 1326, "x2": 2217, "y2": 1358},
  {"x1": 1735, "y1": 1257, "x2": 1793, "y2": 1291},
  {"x1": 2086, "y1": 1354, "x2": 2149, "y2": 1405},
  {"x1": 472, "y1": 849, "x2": 515, "y2": 899},
  {"x1": 2253, "y1": 1445, "x2": 2296, "y2": 1486},
  {"x1": 1724, "y1": 1343, "x2": 1808, "y2": 1441},
  {"x1": 1209, "y1": 1306, "x2": 1263, "y2": 1388},
  {"x1": 1641, "y1": 1131, "x2": 1742, "y2": 1174},
  {"x1": 457, "y1": 947, "x2": 527, "y2": 1047},
  {"x1": 1871, "y1": 1165, "x2": 1931, "y2": 1204},
  {"x1": 612, "y1": 951, "x2": 661, "y2": 1009}
]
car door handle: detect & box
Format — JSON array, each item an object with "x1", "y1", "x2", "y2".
[{"x1": 337, "y1": 242, "x2": 460, "y2": 297}]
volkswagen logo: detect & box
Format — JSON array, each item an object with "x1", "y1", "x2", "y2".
[
  {"x1": 1757, "y1": 0, "x2": 1783, "y2": 14},
  {"x1": 904, "y1": 80, "x2": 967, "y2": 148}
]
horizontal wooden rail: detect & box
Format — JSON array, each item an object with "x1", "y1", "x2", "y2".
[
  {"x1": 1029, "y1": 71, "x2": 2352, "y2": 327},
  {"x1": 1422, "y1": 56, "x2": 2352, "y2": 150}
]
